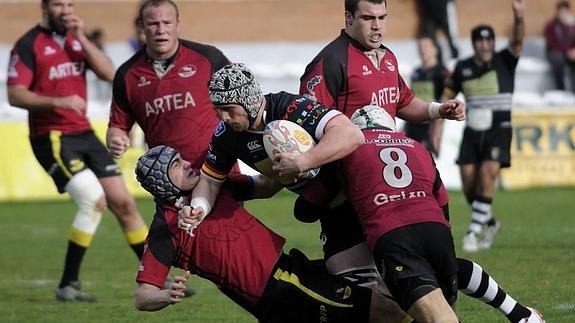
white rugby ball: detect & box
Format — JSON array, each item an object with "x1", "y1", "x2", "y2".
[
  {"x1": 263, "y1": 120, "x2": 319, "y2": 182},
  {"x1": 263, "y1": 120, "x2": 315, "y2": 159}
]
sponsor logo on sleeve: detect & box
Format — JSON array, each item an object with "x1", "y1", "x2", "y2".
[
  {"x1": 214, "y1": 122, "x2": 226, "y2": 137},
  {"x1": 247, "y1": 140, "x2": 263, "y2": 152},
  {"x1": 206, "y1": 148, "x2": 217, "y2": 163},
  {"x1": 304, "y1": 75, "x2": 322, "y2": 101},
  {"x1": 8, "y1": 54, "x2": 19, "y2": 78}
]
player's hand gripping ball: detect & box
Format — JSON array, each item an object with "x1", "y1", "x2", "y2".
[{"x1": 263, "y1": 120, "x2": 319, "y2": 182}]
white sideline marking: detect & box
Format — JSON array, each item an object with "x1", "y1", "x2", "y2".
[
  {"x1": 25, "y1": 279, "x2": 54, "y2": 286},
  {"x1": 552, "y1": 304, "x2": 575, "y2": 311}
]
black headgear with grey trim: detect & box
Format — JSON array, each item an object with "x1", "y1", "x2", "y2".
[
  {"x1": 135, "y1": 145, "x2": 190, "y2": 204},
  {"x1": 209, "y1": 63, "x2": 264, "y2": 127}
]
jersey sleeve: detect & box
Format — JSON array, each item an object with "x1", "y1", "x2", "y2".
[
  {"x1": 299, "y1": 56, "x2": 342, "y2": 108},
  {"x1": 136, "y1": 211, "x2": 175, "y2": 288},
  {"x1": 200, "y1": 123, "x2": 237, "y2": 182},
  {"x1": 283, "y1": 97, "x2": 342, "y2": 141},
  {"x1": 109, "y1": 69, "x2": 136, "y2": 131},
  {"x1": 500, "y1": 48, "x2": 520, "y2": 73},
  {"x1": 207, "y1": 47, "x2": 231, "y2": 72},
  {"x1": 7, "y1": 39, "x2": 35, "y2": 88},
  {"x1": 181, "y1": 40, "x2": 231, "y2": 73}
]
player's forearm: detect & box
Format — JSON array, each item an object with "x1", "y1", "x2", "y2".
[
  {"x1": 77, "y1": 34, "x2": 115, "y2": 81},
  {"x1": 300, "y1": 116, "x2": 364, "y2": 170},
  {"x1": 510, "y1": 14, "x2": 525, "y2": 55},
  {"x1": 134, "y1": 286, "x2": 172, "y2": 311},
  {"x1": 8, "y1": 85, "x2": 60, "y2": 111},
  {"x1": 192, "y1": 175, "x2": 222, "y2": 212},
  {"x1": 397, "y1": 96, "x2": 433, "y2": 123}
]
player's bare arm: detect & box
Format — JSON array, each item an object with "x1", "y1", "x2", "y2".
[
  {"x1": 509, "y1": 0, "x2": 526, "y2": 56},
  {"x1": 178, "y1": 175, "x2": 222, "y2": 229},
  {"x1": 135, "y1": 271, "x2": 190, "y2": 311},
  {"x1": 7, "y1": 85, "x2": 86, "y2": 115},
  {"x1": 64, "y1": 13, "x2": 114, "y2": 81},
  {"x1": 272, "y1": 114, "x2": 364, "y2": 178},
  {"x1": 398, "y1": 96, "x2": 465, "y2": 123}
]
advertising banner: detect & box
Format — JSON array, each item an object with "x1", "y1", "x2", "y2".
[
  {"x1": 501, "y1": 109, "x2": 575, "y2": 189},
  {"x1": 0, "y1": 121, "x2": 147, "y2": 201}
]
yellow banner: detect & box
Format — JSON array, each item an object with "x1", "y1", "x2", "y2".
[
  {"x1": 501, "y1": 109, "x2": 575, "y2": 189},
  {"x1": 0, "y1": 121, "x2": 148, "y2": 201}
]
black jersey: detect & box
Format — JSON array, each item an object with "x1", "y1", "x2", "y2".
[
  {"x1": 201, "y1": 91, "x2": 341, "y2": 190},
  {"x1": 411, "y1": 64, "x2": 450, "y2": 102},
  {"x1": 445, "y1": 49, "x2": 519, "y2": 128},
  {"x1": 405, "y1": 64, "x2": 450, "y2": 144}
]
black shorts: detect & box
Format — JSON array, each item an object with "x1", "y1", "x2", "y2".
[
  {"x1": 292, "y1": 197, "x2": 366, "y2": 260},
  {"x1": 456, "y1": 125, "x2": 512, "y2": 168},
  {"x1": 30, "y1": 130, "x2": 121, "y2": 193},
  {"x1": 373, "y1": 222, "x2": 458, "y2": 311},
  {"x1": 319, "y1": 201, "x2": 366, "y2": 260},
  {"x1": 257, "y1": 249, "x2": 372, "y2": 323}
]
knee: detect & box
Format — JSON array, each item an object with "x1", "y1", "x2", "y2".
[
  {"x1": 107, "y1": 193, "x2": 137, "y2": 217},
  {"x1": 66, "y1": 170, "x2": 105, "y2": 211},
  {"x1": 95, "y1": 195, "x2": 107, "y2": 213}
]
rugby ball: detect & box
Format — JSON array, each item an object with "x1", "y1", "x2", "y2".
[
  {"x1": 263, "y1": 120, "x2": 315, "y2": 158},
  {"x1": 263, "y1": 120, "x2": 319, "y2": 180}
]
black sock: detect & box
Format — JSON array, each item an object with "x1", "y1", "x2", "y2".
[{"x1": 59, "y1": 241, "x2": 87, "y2": 288}]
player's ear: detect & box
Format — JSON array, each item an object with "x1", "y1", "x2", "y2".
[{"x1": 345, "y1": 11, "x2": 354, "y2": 26}]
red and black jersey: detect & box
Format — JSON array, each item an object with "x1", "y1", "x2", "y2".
[
  {"x1": 137, "y1": 191, "x2": 285, "y2": 312},
  {"x1": 341, "y1": 129, "x2": 450, "y2": 250},
  {"x1": 109, "y1": 40, "x2": 229, "y2": 168},
  {"x1": 7, "y1": 25, "x2": 91, "y2": 137},
  {"x1": 299, "y1": 30, "x2": 414, "y2": 118},
  {"x1": 201, "y1": 91, "x2": 341, "y2": 190}
]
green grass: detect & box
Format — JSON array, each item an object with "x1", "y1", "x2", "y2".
[{"x1": 0, "y1": 188, "x2": 574, "y2": 322}]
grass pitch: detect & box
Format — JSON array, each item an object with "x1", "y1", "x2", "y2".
[{"x1": 0, "y1": 188, "x2": 573, "y2": 322}]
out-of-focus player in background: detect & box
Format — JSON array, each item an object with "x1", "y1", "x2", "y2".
[
  {"x1": 437, "y1": 0, "x2": 526, "y2": 252},
  {"x1": 403, "y1": 36, "x2": 451, "y2": 155},
  {"x1": 6, "y1": 0, "x2": 148, "y2": 302}
]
